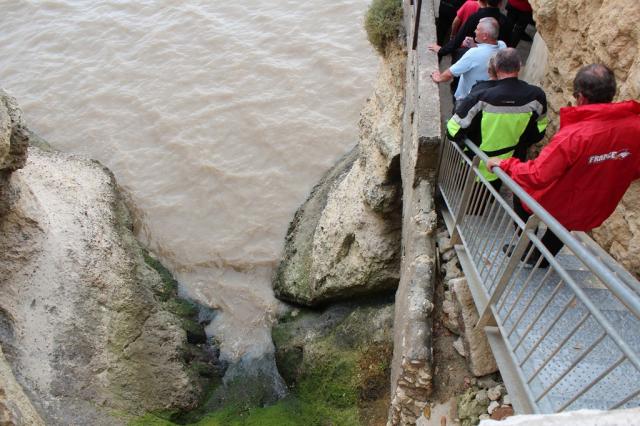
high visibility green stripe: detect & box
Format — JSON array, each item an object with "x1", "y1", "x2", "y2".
[
  {"x1": 537, "y1": 116, "x2": 549, "y2": 133},
  {"x1": 480, "y1": 111, "x2": 532, "y2": 153},
  {"x1": 478, "y1": 111, "x2": 532, "y2": 180},
  {"x1": 447, "y1": 118, "x2": 462, "y2": 137},
  {"x1": 478, "y1": 151, "x2": 515, "y2": 181}
]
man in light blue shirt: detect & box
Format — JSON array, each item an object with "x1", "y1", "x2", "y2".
[{"x1": 431, "y1": 17, "x2": 505, "y2": 101}]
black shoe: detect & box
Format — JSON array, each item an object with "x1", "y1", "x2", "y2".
[{"x1": 502, "y1": 244, "x2": 515, "y2": 257}]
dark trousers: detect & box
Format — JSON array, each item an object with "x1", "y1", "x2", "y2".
[
  {"x1": 513, "y1": 195, "x2": 564, "y2": 266},
  {"x1": 506, "y1": 3, "x2": 534, "y2": 47},
  {"x1": 437, "y1": 0, "x2": 466, "y2": 46}
]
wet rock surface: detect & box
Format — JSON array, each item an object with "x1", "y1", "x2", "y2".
[
  {"x1": 272, "y1": 297, "x2": 394, "y2": 423},
  {"x1": 273, "y1": 44, "x2": 406, "y2": 306},
  {"x1": 0, "y1": 91, "x2": 29, "y2": 217},
  {"x1": 0, "y1": 124, "x2": 216, "y2": 424}
]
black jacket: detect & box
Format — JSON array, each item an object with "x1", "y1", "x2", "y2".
[
  {"x1": 438, "y1": 8, "x2": 511, "y2": 60},
  {"x1": 447, "y1": 78, "x2": 548, "y2": 180}
]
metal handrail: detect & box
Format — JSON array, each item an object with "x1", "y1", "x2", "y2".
[
  {"x1": 464, "y1": 140, "x2": 640, "y2": 321},
  {"x1": 437, "y1": 137, "x2": 640, "y2": 413}
]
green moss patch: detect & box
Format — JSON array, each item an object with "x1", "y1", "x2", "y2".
[
  {"x1": 365, "y1": 0, "x2": 403, "y2": 54},
  {"x1": 143, "y1": 249, "x2": 179, "y2": 302}
]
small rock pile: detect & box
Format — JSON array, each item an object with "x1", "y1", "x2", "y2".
[
  {"x1": 437, "y1": 230, "x2": 498, "y2": 377},
  {"x1": 458, "y1": 377, "x2": 514, "y2": 425}
]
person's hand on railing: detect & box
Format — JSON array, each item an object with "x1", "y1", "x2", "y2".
[
  {"x1": 486, "y1": 157, "x2": 502, "y2": 171},
  {"x1": 427, "y1": 44, "x2": 441, "y2": 53}
]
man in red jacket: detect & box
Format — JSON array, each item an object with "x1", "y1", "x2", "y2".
[{"x1": 487, "y1": 64, "x2": 640, "y2": 266}]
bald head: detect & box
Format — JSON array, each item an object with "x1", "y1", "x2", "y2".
[{"x1": 573, "y1": 64, "x2": 616, "y2": 104}]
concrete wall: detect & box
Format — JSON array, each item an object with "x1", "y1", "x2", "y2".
[{"x1": 388, "y1": 1, "x2": 442, "y2": 424}]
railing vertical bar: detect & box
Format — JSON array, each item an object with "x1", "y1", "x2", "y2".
[
  {"x1": 557, "y1": 355, "x2": 626, "y2": 412},
  {"x1": 446, "y1": 155, "x2": 461, "y2": 208},
  {"x1": 438, "y1": 141, "x2": 452, "y2": 193},
  {"x1": 452, "y1": 155, "x2": 467, "y2": 212},
  {"x1": 496, "y1": 269, "x2": 521, "y2": 314},
  {"x1": 485, "y1": 215, "x2": 517, "y2": 291},
  {"x1": 489, "y1": 230, "x2": 520, "y2": 292},
  {"x1": 534, "y1": 332, "x2": 607, "y2": 402},
  {"x1": 468, "y1": 189, "x2": 493, "y2": 260},
  {"x1": 503, "y1": 257, "x2": 552, "y2": 322},
  {"x1": 460, "y1": 180, "x2": 483, "y2": 237},
  {"x1": 444, "y1": 149, "x2": 458, "y2": 209},
  {"x1": 475, "y1": 196, "x2": 502, "y2": 270},
  {"x1": 477, "y1": 208, "x2": 511, "y2": 279},
  {"x1": 469, "y1": 193, "x2": 496, "y2": 258},
  {"x1": 466, "y1": 185, "x2": 490, "y2": 255},
  {"x1": 519, "y1": 295, "x2": 577, "y2": 364},
  {"x1": 526, "y1": 312, "x2": 591, "y2": 383},
  {"x1": 507, "y1": 275, "x2": 561, "y2": 339},
  {"x1": 451, "y1": 158, "x2": 481, "y2": 244},
  {"x1": 512, "y1": 281, "x2": 566, "y2": 351}
]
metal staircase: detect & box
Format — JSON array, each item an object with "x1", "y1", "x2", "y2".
[{"x1": 437, "y1": 138, "x2": 640, "y2": 414}]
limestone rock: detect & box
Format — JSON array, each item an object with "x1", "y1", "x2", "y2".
[
  {"x1": 0, "y1": 90, "x2": 28, "y2": 172},
  {"x1": 453, "y1": 337, "x2": 466, "y2": 357},
  {"x1": 437, "y1": 230, "x2": 453, "y2": 254},
  {"x1": 0, "y1": 145, "x2": 212, "y2": 424},
  {"x1": 443, "y1": 259, "x2": 463, "y2": 282},
  {"x1": 0, "y1": 91, "x2": 30, "y2": 217},
  {"x1": 442, "y1": 291, "x2": 461, "y2": 335},
  {"x1": 488, "y1": 400, "x2": 500, "y2": 415},
  {"x1": 487, "y1": 385, "x2": 504, "y2": 401},
  {"x1": 529, "y1": 0, "x2": 640, "y2": 277},
  {"x1": 451, "y1": 278, "x2": 498, "y2": 377},
  {"x1": 274, "y1": 44, "x2": 406, "y2": 306},
  {"x1": 0, "y1": 345, "x2": 44, "y2": 426}
]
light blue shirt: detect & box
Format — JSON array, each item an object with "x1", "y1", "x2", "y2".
[{"x1": 450, "y1": 41, "x2": 506, "y2": 100}]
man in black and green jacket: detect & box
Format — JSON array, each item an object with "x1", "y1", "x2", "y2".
[{"x1": 446, "y1": 48, "x2": 548, "y2": 185}]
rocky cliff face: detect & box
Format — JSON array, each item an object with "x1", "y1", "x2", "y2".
[
  {"x1": 530, "y1": 0, "x2": 640, "y2": 276},
  {"x1": 0, "y1": 92, "x2": 213, "y2": 425},
  {"x1": 273, "y1": 44, "x2": 406, "y2": 306}
]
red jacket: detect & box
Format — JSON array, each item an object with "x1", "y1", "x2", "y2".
[
  {"x1": 500, "y1": 100, "x2": 640, "y2": 231},
  {"x1": 508, "y1": 0, "x2": 533, "y2": 12}
]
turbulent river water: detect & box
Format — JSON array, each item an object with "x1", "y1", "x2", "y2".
[{"x1": 0, "y1": 1, "x2": 377, "y2": 361}]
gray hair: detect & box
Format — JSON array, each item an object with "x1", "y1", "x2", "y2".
[
  {"x1": 494, "y1": 48, "x2": 521, "y2": 74},
  {"x1": 478, "y1": 17, "x2": 499, "y2": 40}
]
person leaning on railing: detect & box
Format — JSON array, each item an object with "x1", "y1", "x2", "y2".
[
  {"x1": 487, "y1": 64, "x2": 640, "y2": 267},
  {"x1": 446, "y1": 48, "x2": 548, "y2": 191}
]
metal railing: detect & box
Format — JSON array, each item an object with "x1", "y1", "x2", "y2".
[{"x1": 437, "y1": 138, "x2": 640, "y2": 414}]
